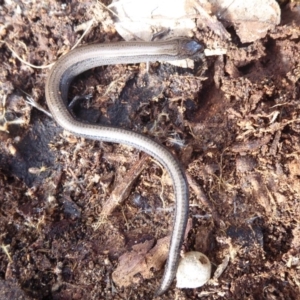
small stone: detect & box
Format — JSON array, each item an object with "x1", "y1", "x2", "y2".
[{"x1": 176, "y1": 251, "x2": 211, "y2": 289}]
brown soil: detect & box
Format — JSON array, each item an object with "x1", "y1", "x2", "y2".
[{"x1": 0, "y1": 1, "x2": 300, "y2": 300}]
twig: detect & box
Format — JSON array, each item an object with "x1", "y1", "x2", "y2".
[
  {"x1": 186, "y1": 173, "x2": 221, "y2": 225},
  {"x1": 71, "y1": 19, "x2": 94, "y2": 50},
  {"x1": 98, "y1": 0, "x2": 121, "y2": 19},
  {"x1": 93, "y1": 154, "x2": 149, "y2": 230},
  {"x1": 1, "y1": 244, "x2": 13, "y2": 263},
  {"x1": 3, "y1": 17, "x2": 95, "y2": 70},
  {"x1": 23, "y1": 93, "x2": 52, "y2": 118},
  {"x1": 4, "y1": 42, "x2": 54, "y2": 69}
]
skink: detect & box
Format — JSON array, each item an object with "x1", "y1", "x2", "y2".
[{"x1": 45, "y1": 39, "x2": 203, "y2": 296}]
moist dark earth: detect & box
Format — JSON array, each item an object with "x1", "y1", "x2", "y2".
[{"x1": 1, "y1": 1, "x2": 300, "y2": 299}]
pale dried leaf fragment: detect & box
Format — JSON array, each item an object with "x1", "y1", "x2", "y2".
[
  {"x1": 213, "y1": 254, "x2": 230, "y2": 279},
  {"x1": 231, "y1": 134, "x2": 272, "y2": 153},
  {"x1": 112, "y1": 236, "x2": 170, "y2": 287},
  {"x1": 110, "y1": 0, "x2": 231, "y2": 41},
  {"x1": 109, "y1": 0, "x2": 196, "y2": 41},
  {"x1": 242, "y1": 173, "x2": 273, "y2": 214},
  {"x1": 109, "y1": 0, "x2": 228, "y2": 67}
]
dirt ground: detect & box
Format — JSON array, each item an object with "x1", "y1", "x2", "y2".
[{"x1": 0, "y1": 1, "x2": 300, "y2": 299}]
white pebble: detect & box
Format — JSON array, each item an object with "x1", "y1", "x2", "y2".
[{"x1": 176, "y1": 251, "x2": 211, "y2": 289}]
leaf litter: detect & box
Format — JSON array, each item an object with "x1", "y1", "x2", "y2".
[{"x1": 0, "y1": 0, "x2": 300, "y2": 299}]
